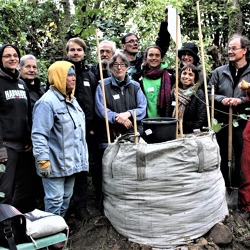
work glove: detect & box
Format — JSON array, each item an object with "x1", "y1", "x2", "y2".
[{"x1": 38, "y1": 160, "x2": 52, "y2": 177}]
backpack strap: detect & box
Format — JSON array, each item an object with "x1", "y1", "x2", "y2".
[
  {"x1": 0, "y1": 204, "x2": 26, "y2": 250},
  {"x1": 2, "y1": 220, "x2": 18, "y2": 250}
]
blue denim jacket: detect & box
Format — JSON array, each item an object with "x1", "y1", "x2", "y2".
[{"x1": 32, "y1": 87, "x2": 89, "y2": 177}]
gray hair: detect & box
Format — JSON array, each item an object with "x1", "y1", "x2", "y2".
[
  {"x1": 108, "y1": 52, "x2": 130, "y2": 69},
  {"x1": 18, "y1": 54, "x2": 37, "y2": 70},
  {"x1": 99, "y1": 40, "x2": 117, "y2": 54},
  {"x1": 229, "y1": 34, "x2": 250, "y2": 61}
]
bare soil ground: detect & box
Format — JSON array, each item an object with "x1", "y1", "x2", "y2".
[{"x1": 66, "y1": 191, "x2": 250, "y2": 250}]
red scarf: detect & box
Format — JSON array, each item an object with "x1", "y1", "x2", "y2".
[{"x1": 144, "y1": 65, "x2": 172, "y2": 115}]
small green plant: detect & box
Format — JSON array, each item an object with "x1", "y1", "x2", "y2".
[{"x1": 183, "y1": 86, "x2": 250, "y2": 133}]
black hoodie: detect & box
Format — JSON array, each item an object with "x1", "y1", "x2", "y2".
[{"x1": 0, "y1": 44, "x2": 31, "y2": 151}]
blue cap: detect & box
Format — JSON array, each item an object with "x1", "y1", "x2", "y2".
[{"x1": 68, "y1": 67, "x2": 75, "y2": 76}]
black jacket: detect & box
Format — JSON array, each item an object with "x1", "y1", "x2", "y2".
[
  {"x1": 208, "y1": 62, "x2": 250, "y2": 127},
  {"x1": 0, "y1": 69, "x2": 31, "y2": 149},
  {"x1": 21, "y1": 77, "x2": 45, "y2": 111},
  {"x1": 90, "y1": 64, "x2": 110, "y2": 82},
  {"x1": 68, "y1": 61, "x2": 98, "y2": 132},
  {"x1": 166, "y1": 89, "x2": 207, "y2": 134}
]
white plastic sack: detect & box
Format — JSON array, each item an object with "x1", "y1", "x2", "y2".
[
  {"x1": 103, "y1": 132, "x2": 228, "y2": 249},
  {"x1": 25, "y1": 209, "x2": 68, "y2": 239}
]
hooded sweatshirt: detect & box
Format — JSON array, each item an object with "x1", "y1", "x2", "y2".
[
  {"x1": 0, "y1": 44, "x2": 31, "y2": 151},
  {"x1": 48, "y1": 61, "x2": 75, "y2": 98},
  {"x1": 32, "y1": 61, "x2": 89, "y2": 177}
]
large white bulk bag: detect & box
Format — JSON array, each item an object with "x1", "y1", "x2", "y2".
[{"x1": 102, "y1": 132, "x2": 228, "y2": 249}]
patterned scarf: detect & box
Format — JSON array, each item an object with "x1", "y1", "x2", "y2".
[
  {"x1": 143, "y1": 65, "x2": 171, "y2": 115},
  {"x1": 172, "y1": 85, "x2": 197, "y2": 119}
]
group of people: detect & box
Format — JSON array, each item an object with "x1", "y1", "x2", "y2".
[{"x1": 0, "y1": 20, "x2": 250, "y2": 222}]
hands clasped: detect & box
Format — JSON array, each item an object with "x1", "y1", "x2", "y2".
[
  {"x1": 115, "y1": 112, "x2": 132, "y2": 129},
  {"x1": 221, "y1": 97, "x2": 242, "y2": 106}
]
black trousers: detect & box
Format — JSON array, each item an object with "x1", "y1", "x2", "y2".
[
  {"x1": 0, "y1": 148, "x2": 42, "y2": 213},
  {"x1": 73, "y1": 171, "x2": 88, "y2": 210},
  {"x1": 90, "y1": 147, "x2": 105, "y2": 208},
  {"x1": 72, "y1": 132, "x2": 100, "y2": 210},
  {"x1": 12, "y1": 151, "x2": 44, "y2": 212}
]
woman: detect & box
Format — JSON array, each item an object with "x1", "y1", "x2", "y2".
[
  {"x1": 95, "y1": 52, "x2": 147, "y2": 207},
  {"x1": 95, "y1": 51, "x2": 147, "y2": 145},
  {"x1": 17, "y1": 54, "x2": 45, "y2": 211},
  {"x1": 0, "y1": 44, "x2": 32, "y2": 212},
  {"x1": 142, "y1": 45, "x2": 173, "y2": 118},
  {"x1": 166, "y1": 64, "x2": 206, "y2": 134},
  {"x1": 18, "y1": 54, "x2": 45, "y2": 110},
  {"x1": 32, "y1": 61, "x2": 89, "y2": 217}
]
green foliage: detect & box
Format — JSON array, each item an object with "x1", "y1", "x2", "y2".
[
  {"x1": 0, "y1": 0, "x2": 249, "y2": 80},
  {"x1": 0, "y1": 163, "x2": 5, "y2": 173},
  {"x1": 0, "y1": 0, "x2": 68, "y2": 72},
  {"x1": 233, "y1": 119, "x2": 239, "y2": 127},
  {"x1": 239, "y1": 113, "x2": 249, "y2": 120},
  {"x1": 183, "y1": 83, "x2": 201, "y2": 96},
  {"x1": 211, "y1": 118, "x2": 223, "y2": 133},
  {"x1": 209, "y1": 112, "x2": 250, "y2": 133}
]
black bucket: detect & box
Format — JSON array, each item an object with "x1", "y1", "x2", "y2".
[{"x1": 142, "y1": 117, "x2": 177, "y2": 143}]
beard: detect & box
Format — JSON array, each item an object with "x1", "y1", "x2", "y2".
[{"x1": 101, "y1": 60, "x2": 108, "y2": 68}]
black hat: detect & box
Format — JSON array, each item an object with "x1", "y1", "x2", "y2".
[{"x1": 178, "y1": 42, "x2": 200, "y2": 64}]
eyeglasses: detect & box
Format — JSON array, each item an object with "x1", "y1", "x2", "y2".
[
  {"x1": 125, "y1": 39, "x2": 139, "y2": 44},
  {"x1": 113, "y1": 63, "x2": 127, "y2": 68},
  {"x1": 2, "y1": 54, "x2": 19, "y2": 59},
  {"x1": 227, "y1": 47, "x2": 242, "y2": 51}
]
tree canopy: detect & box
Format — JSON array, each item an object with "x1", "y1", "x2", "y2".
[{"x1": 0, "y1": 0, "x2": 249, "y2": 79}]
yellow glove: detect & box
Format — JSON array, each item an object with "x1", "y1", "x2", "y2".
[{"x1": 38, "y1": 160, "x2": 52, "y2": 177}]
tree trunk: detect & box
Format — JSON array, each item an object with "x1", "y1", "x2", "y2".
[{"x1": 227, "y1": 0, "x2": 243, "y2": 36}]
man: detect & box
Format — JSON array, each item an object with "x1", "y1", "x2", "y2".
[
  {"x1": 89, "y1": 39, "x2": 116, "y2": 211},
  {"x1": 208, "y1": 34, "x2": 250, "y2": 188},
  {"x1": 90, "y1": 40, "x2": 116, "y2": 81},
  {"x1": 121, "y1": 18, "x2": 170, "y2": 83},
  {"x1": 66, "y1": 37, "x2": 97, "y2": 220}
]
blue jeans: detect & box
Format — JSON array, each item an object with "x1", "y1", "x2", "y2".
[{"x1": 42, "y1": 175, "x2": 75, "y2": 217}]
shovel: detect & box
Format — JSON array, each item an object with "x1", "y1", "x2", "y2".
[
  {"x1": 228, "y1": 105, "x2": 233, "y2": 188},
  {"x1": 226, "y1": 105, "x2": 238, "y2": 209}
]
